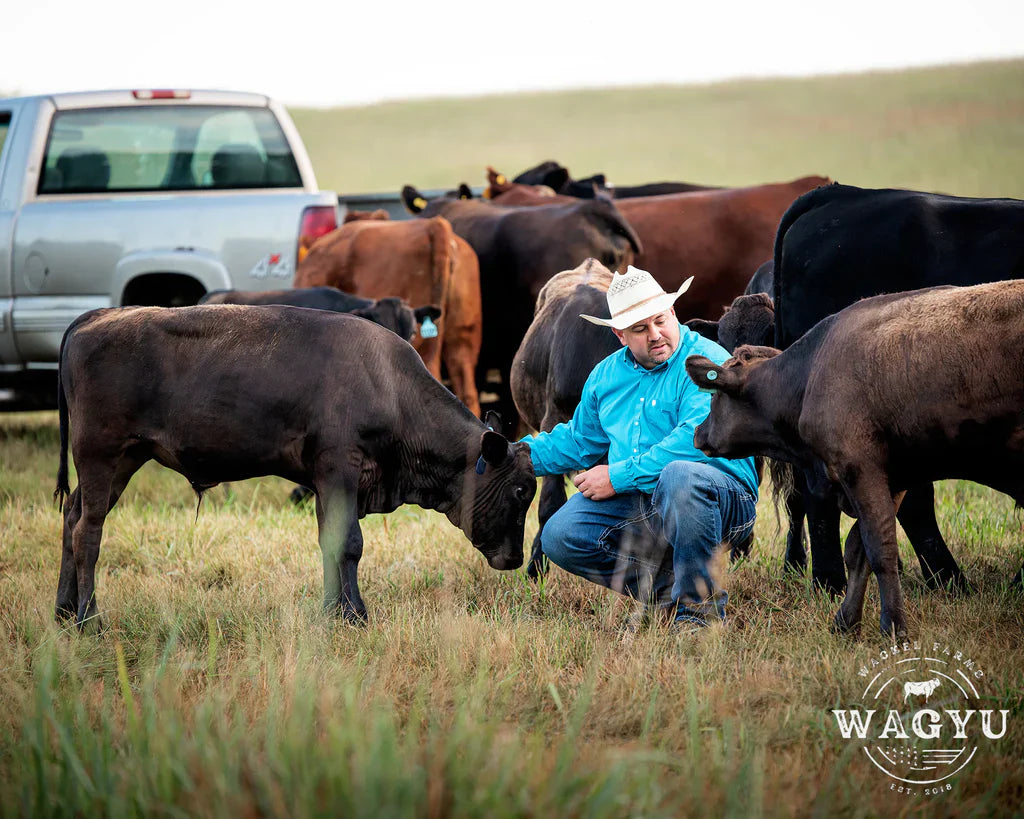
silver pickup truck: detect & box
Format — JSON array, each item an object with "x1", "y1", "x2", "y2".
[{"x1": 0, "y1": 88, "x2": 339, "y2": 408}]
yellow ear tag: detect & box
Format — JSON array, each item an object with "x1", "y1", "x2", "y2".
[
  {"x1": 496, "y1": 175, "x2": 506, "y2": 185},
  {"x1": 413, "y1": 197, "x2": 427, "y2": 209}
]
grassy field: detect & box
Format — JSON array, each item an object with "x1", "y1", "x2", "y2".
[
  {"x1": 3, "y1": 60, "x2": 1024, "y2": 816},
  {"x1": 290, "y1": 59, "x2": 1024, "y2": 200}
]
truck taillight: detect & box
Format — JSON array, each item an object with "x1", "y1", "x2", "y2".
[
  {"x1": 132, "y1": 89, "x2": 191, "y2": 100},
  {"x1": 297, "y1": 205, "x2": 338, "y2": 264}
]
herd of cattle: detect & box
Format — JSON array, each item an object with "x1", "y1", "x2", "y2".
[{"x1": 51, "y1": 159, "x2": 1024, "y2": 638}]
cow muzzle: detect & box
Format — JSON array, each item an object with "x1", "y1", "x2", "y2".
[{"x1": 486, "y1": 549, "x2": 524, "y2": 571}]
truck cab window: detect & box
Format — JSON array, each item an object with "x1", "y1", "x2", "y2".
[{"x1": 38, "y1": 106, "x2": 302, "y2": 194}]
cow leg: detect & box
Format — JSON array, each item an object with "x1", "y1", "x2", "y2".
[
  {"x1": 833, "y1": 522, "x2": 872, "y2": 633},
  {"x1": 527, "y1": 474, "x2": 568, "y2": 580},
  {"x1": 65, "y1": 449, "x2": 146, "y2": 630},
  {"x1": 55, "y1": 488, "x2": 83, "y2": 622},
  {"x1": 843, "y1": 473, "x2": 907, "y2": 637},
  {"x1": 803, "y1": 483, "x2": 847, "y2": 595},
  {"x1": 782, "y1": 474, "x2": 808, "y2": 573},
  {"x1": 442, "y1": 342, "x2": 481, "y2": 418},
  {"x1": 896, "y1": 482, "x2": 967, "y2": 593},
  {"x1": 315, "y1": 487, "x2": 367, "y2": 622}
]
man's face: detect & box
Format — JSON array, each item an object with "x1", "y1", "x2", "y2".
[{"x1": 613, "y1": 308, "x2": 680, "y2": 369}]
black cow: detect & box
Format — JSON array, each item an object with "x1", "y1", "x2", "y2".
[
  {"x1": 53, "y1": 305, "x2": 535, "y2": 631},
  {"x1": 745, "y1": 260, "x2": 774, "y2": 296},
  {"x1": 772, "y1": 183, "x2": 1024, "y2": 594},
  {"x1": 402, "y1": 184, "x2": 642, "y2": 434},
  {"x1": 199, "y1": 286, "x2": 441, "y2": 343},
  {"x1": 513, "y1": 160, "x2": 719, "y2": 199},
  {"x1": 687, "y1": 281, "x2": 1024, "y2": 636}
]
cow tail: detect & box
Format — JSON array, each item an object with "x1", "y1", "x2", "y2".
[
  {"x1": 428, "y1": 217, "x2": 454, "y2": 319},
  {"x1": 54, "y1": 330, "x2": 72, "y2": 513},
  {"x1": 772, "y1": 185, "x2": 832, "y2": 349},
  {"x1": 613, "y1": 211, "x2": 643, "y2": 258}
]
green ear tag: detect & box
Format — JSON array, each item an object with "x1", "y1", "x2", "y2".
[
  {"x1": 420, "y1": 317, "x2": 438, "y2": 338},
  {"x1": 706, "y1": 370, "x2": 718, "y2": 381}
]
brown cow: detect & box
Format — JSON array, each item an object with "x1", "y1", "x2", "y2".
[
  {"x1": 295, "y1": 215, "x2": 482, "y2": 416},
  {"x1": 685, "y1": 281, "x2": 1024, "y2": 636},
  {"x1": 484, "y1": 168, "x2": 830, "y2": 321}
]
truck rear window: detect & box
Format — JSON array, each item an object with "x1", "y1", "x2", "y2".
[{"x1": 37, "y1": 105, "x2": 303, "y2": 194}]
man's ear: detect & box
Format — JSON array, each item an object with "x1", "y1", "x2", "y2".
[{"x1": 685, "y1": 355, "x2": 743, "y2": 395}]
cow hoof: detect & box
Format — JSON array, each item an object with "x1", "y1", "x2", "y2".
[
  {"x1": 879, "y1": 615, "x2": 908, "y2": 640},
  {"x1": 831, "y1": 609, "x2": 860, "y2": 635},
  {"x1": 75, "y1": 614, "x2": 104, "y2": 636},
  {"x1": 289, "y1": 486, "x2": 314, "y2": 506}
]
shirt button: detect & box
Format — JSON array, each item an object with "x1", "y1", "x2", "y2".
[
  {"x1": 652, "y1": 399, "x2": 657, "y2": 406},
  {"x1": 640, "y1": 397, "x2": 644, "y2": 402},
  {"x1": 633, "y1": 449, "x2": 638, "y2": 453}
]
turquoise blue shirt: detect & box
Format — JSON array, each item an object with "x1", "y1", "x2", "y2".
[{"x1": 522, "y1": 323, "x2": 759, "y2": 497}]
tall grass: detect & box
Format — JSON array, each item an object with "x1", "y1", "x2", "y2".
[
  {"x1": 4, "y1": 60, "x2": 1024, "y2": 816},
  {"x1": 2, "y1": 410, "x2": 1023, "y2": 816}
]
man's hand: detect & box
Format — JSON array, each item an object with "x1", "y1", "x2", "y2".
[{"x1": 573, "y1": 465, "x2": 616, "y2": 500}]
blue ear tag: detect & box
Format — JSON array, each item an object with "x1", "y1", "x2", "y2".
[
  {"x1": 698, "y1": 370, "x2": 719, "y2": 394},
  {"x1": 420, "y1": 317, "x2": 438, "y2": 338}
]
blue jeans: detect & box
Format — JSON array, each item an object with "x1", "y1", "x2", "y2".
[{"x1": 541, "y1": 460, "x2": 757, "y2": 624}]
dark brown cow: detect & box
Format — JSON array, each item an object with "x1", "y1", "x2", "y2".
[
  {"x1": 401, "y1": 184, "x2": 642, "y2": 433},
  {"x1": 295, "y1": 215, "x2": 482, "y2": 416},
  {"x1": 686, "y1": 281, "x2": 1024, "y2": 636},
  {"x1": 53, "y1": 305, "x2": 535, "y2": 630},
  {"x1": 485, "y1": 168, "x2": 830, "y2": 321}
]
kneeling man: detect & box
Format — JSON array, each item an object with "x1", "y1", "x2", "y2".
[{"x1": 524, "y1": 266, "x2": 759, "y2": 626}]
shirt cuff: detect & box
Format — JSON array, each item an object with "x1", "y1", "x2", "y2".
[{"x1": 607, "y1": 461, "x2": 634, "y2": 494}]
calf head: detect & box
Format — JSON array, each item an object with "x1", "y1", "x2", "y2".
[
  {"x1": 401, "y1": 184, "x2": 473, "y2": 216},
  {"x1": 685, "y1": 294, "x2": 775, "y2": 353},
  {"x1": 685, "y1": 345, "x2": 784, "y2": 460},
  {"x1": 451, "y1": 427, "x2": 536, "y2": 570}
]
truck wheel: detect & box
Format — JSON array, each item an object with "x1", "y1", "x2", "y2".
[{"x1": 121, "y1": 274, "x2": 206, "y2": 307}]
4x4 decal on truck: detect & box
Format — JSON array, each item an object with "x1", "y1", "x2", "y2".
[{"x1": 248, "y1": 253, "x2": 293, "y2": 280}]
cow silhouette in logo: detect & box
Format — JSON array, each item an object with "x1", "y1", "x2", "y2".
[{"x1": 903, "y1": 678, "x2": 941, "y2": 702}]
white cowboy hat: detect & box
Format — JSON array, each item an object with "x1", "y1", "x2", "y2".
[{"x1": 580, "y1": 265, "x2": 694, "y2": 330}]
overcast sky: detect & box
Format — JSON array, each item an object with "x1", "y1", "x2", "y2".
[{"x1": 4, "y1": 0, "x2": 1022, "y2": 107}]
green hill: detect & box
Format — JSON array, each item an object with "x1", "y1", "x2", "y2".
[{"x1": 290, "y1": 58, "x2": 1024, "y2": 200}]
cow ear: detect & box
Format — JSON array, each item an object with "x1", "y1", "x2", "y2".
[
  {"x1": 546, "y1": 167, "x2": 571, "y2": 192},
  {"x1": 684, "y1": 318, "x2": 719, "y2": 343},
  {"x1": 483, "y1": 409, "x2": 503, "y2": 431},
  {"x1": 414, "y1": 305, "x2": 442, "y2": 323},
  {"x1": 480, "y1": 429, "x2": 510, "y2": 467},
  {"x1": 401, "y1": 185, "x2": 428, "y2": 214},
  {"x1": 685, "y1": 355, "x2": 741, "y2": 395},
  {"x1": 458, "y1": 183, "x2": 474, "y2": 200}
]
